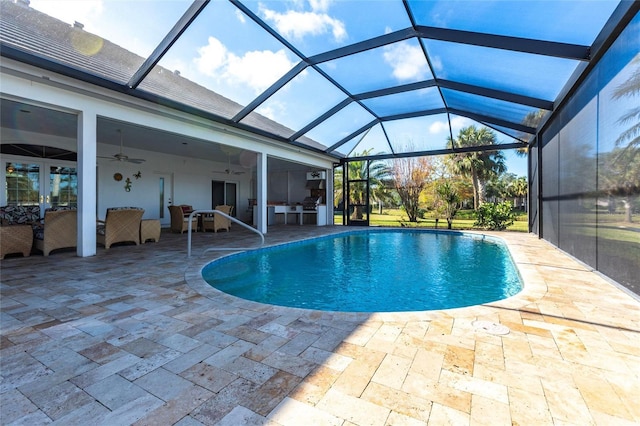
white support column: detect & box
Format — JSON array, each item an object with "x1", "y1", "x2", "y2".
[
  {"x1": 325, "y1": 167, "x2": 334, "y2": 225},
  {"x1": 256, "y1": 152, "x2": 267, "y2": 234},
  {"x1": 77, "y1": 110, "x2": 97, "y2": 257}
]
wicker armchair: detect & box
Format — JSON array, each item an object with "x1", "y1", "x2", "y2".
[
  {"x1": 168, "y1": 205, "x2": 198, "y2": 233},
  {"x1": 97, "y1": 207, "x2": 144, "y2": 249},
  {"x1": 34, "y1": 208, "x2": 77, "y2": 256},
  {"x1": 0, "y1": 205, "x2": 39, "y2": 258},
  {"x1": 203, "y1": 205, "x2": 233, "y2": 233}
]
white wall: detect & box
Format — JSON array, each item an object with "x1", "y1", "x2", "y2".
[{"x1": 96, "y1": 144, "x2": 253, "y2": 222}]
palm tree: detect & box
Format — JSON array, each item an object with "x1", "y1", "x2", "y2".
[
  {"x1": 509, "y1": 176, "x2": 528, "y2": 211},
  {"x1": 446, "y1": 126, "x2": 506, "y2": 210},
  {"x1": 435, "y1": 181, "x2": 460, "y2": 229}
]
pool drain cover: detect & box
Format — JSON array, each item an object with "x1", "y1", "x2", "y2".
[{"x1": 472, "y1": 320, "x2": 510, "y2": 335}]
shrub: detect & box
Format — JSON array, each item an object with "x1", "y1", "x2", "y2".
[{"x1": 474, "y1": 202, "x2": 515, "y2": 230}]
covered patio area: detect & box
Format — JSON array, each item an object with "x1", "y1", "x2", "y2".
[{"x1": 1, "y1": 228, "x2": 638, "y2": 425}]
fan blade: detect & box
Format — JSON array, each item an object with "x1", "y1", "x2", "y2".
[{"x1": 126, "y1": 158, "x2": 145, "y2": 164}]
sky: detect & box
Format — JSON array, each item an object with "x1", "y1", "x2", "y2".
[{"x1": 28, "y1": 0, "x2": 620, "y2": 179}]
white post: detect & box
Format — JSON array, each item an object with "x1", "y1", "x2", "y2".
[
  {"x1": 256, "y1": 153, "x2": 267, "y2": 234},
  {"x1": 325, "y1": 167, "x2": 333, "y2": 225},
  {"x1": 77, "y1": 110, "x2": 97, "y2": 257}
]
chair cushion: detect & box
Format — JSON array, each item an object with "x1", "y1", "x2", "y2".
[
  {"x1": 0, "y1": 205, "x2": 40, "y2": 225},
  {"x1": 180, "y1": 205, "x2": 193, "y2": 214}
]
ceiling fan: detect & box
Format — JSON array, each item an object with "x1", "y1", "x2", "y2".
[
  {"x1": 99, "y1": 129, "x2": 145, "y2": 164},
  {"x1": 214, "y1": 154, "x2": 245, "y2": 175}
]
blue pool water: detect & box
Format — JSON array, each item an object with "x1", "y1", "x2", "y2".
[{"x1": 202, "y1": 230, "x2": 523, "y2": 312}]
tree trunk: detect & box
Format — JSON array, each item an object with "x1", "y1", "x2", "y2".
[
  {"x1": 471, "y1": 171, "x2": 480, "y2": 210},
  {"x1": 447, "y1": 218, "x2": 452, "y2": 229},
  {"x1": 623, "y1": 199, "x2": 632, "y2": 223}
]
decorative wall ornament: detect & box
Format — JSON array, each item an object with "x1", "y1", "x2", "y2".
[
  {"x1": 113, "y1": 172, "x2": 123, "y2": 181},
  {"x1": 134, "y1": 171, "x2": 142, "y2": 179},
  {"x1": 124, "y1": 177, "x2": 132, "y2": 192}
]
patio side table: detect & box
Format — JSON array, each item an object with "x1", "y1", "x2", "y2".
[{"x1": 140, "y1": 219, "x2": 161, "y2": 243}]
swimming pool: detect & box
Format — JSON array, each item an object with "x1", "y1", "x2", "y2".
[{"x1": 202, "y1": 229, "x2": 523, "y2": 312}]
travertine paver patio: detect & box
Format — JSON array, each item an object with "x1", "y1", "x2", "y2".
[{"x1": 1, "y1": 226, "x2": 639, "y2": 425}]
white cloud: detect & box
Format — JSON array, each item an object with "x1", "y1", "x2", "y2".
[
  {"x1": 194, "y1": 37, "x2": 295, "y2": 94},
  {"x1": 308, "y1": 0, "x2": 332, "y2": 13},
  {"x1": 383, "y1": 43, "x2": 428, "y2": 82},
  {"x1": 259, "y1": 4, "x2": 346, "y2": 42},
  {"x1": 235, "y1": 9, "x2": 246, "y2": 24},
  {"x1": 30, "y1": 0, "x2": 103, "y2": 26},
  {"x1": 429, "y1": 116, "x2": 472, "y2": 135}
]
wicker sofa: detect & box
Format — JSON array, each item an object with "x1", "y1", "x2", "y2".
[
  {"x1": 97, "y1": 207, "x2": 144, "y2": 249},
  {"x1": 0, "y1": 205, "x2": 40, "y2": 259},
  {"x1": 34, "y1": 208, "x2": 78, "y2": 256}
]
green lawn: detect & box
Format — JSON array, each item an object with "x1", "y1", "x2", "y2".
[{"x1": 334, "y1": 209, "x2": 529, "y2": 232}]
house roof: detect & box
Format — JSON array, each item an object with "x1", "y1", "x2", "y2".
[{"x1": 1, "y1": 0, "x2": 637, "y2": 162}]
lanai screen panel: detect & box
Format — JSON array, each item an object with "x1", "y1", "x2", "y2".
[{"x1": 0, "y1": 0, "x2": 630, "y2": 161}]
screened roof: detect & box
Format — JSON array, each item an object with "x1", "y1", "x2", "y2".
[{"x1": 0, "y1": 0, "x2": 633, "y2": 161}]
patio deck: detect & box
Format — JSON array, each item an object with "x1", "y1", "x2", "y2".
[{"x1": 1, "y1": 226, "x2": 639, "y2": 425}]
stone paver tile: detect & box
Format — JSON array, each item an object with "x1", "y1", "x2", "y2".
[
  {"x1": 78, "y1": 341, "x2": 126, "y2": 364},
  {"x1": 4, "y1": 409, "x2": 52, "y2": 425},
  {"x1": 439, "y1": 369, "x2": 508, "y2": 404},
  {"x1": 173, "y1": 415, "x2": 206, "y2": 426},
  {"x1": 158, "y1": 333, "x2": 202, "y2": 353},
  {"x1": 203, "y1": 339, "x2": 255, "y2": 368},
  {"x1": 225, "y1": 325, "x2": 270, "y2": 345},
  {"x1": 332, "y1": 349, "x2": 385, "y2": 397},
  {"x1": 261, "y1": 351, "x2": 318, "y2": 378},
  {"x1": 0, "y1": 351, "x2": 53, "y2": 393},
  {"x1": 472, "y1": 362, "x2": 544, "y2": 396},
  {"x1": 289, "y1": 365, "x2": 342, "y2": 405},
  {"x1": 342, "y1": 324, "x2": 379, "y2": 346},
  {"x1": 428, "y1": 402, "x2": 470, "y2": 425},
  {"x1": 100, "y1": 393, "x2": 164, "y2": 425},
  {"x1": 442, "y1": 344, "x2": 475, "y2": 376},
  {"x1": 300, "y1": 346, "x2": 352, "y2": 372},
  {"x1": 361, "y1": 381, "x2": 432, "y2": 423},
  {"x1": 245, "y1": 370, "x2": 302, "y2": 417},
  {"x1": 162, "y1": 343, "x2": 219, "y2": 374},
  {"x1": 131, "y1": 385, "x2": 213, "y2": 426},
  {"x1": 179, "y1": 362, "x2": 238, "y2": 392},
  {"x1": 118, "y1": 348, "x2": 182, "y2": 381},
  {"x1": 507, "y1": 386, "x2": 553, "y2": 425},
  {"x1": 257, "y1": 322, "x2": 300, "y2": 340},
  {"x1": 216, "y1": 406, "x2": 273, "y2": 426},
  {"x1": 191, "y1": 378, "x2": 260, "y2": 425},
  {"x1": 222, "y1": 355, "x2": 278, "y2": 385},
  {"x1": 84, "y1": 374, "x2": 150, "y2": 410},
  {"x1": 134, "y1": 367, "x2": 194, "y2": 401},
  {"x1": 0, "y1": 389, "x2": 40, "y2": 424},
  {"x1": 589, "y1": 411, "x2": 640, "y2": 426},
  {"x1": 470, "y1": 394, "x2": 511, "y2": 426},
  {"x1": 278, "y1": 331, "x2": 320, "y2": 356},
  {"x1": 119, "y1": 337, "x2": 169, "y2": 358},
  {"x1": 409, "y1": 348, "x2": 445, "y2": 382},
  {"x1": 70, "y1": 353, "x2": 140, "y2": 389},
  {"x1": 371, "y1": 353, "x2": 412, "y2": 390},
  {"x1": 268, "y1": 397, "x2": 342, "y2": 426},
  {"x1": 244, "y1": 334, "x2": 289, "y2": 362},
  {"x1": 316, "y1": 388, "x2": 390, "y2": 426},
  {"x1": 541, "y1": 376, "x2": 594, "y2": 424},
  {"x1": 51, "y1": 401, "x2": 110, "y2": 425},
  {"x1": 27, "y1": 380, "x2": 95, "y2": 421},
  {"x1": 573, "y1": 369, "x2": 634, "y2": 421},
  {"x1": 385, "y1": 411, "x2": 428, "y2": 426},
  {"x1": 402, "y1": 372, "x2": 471, "y2": 414}
]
